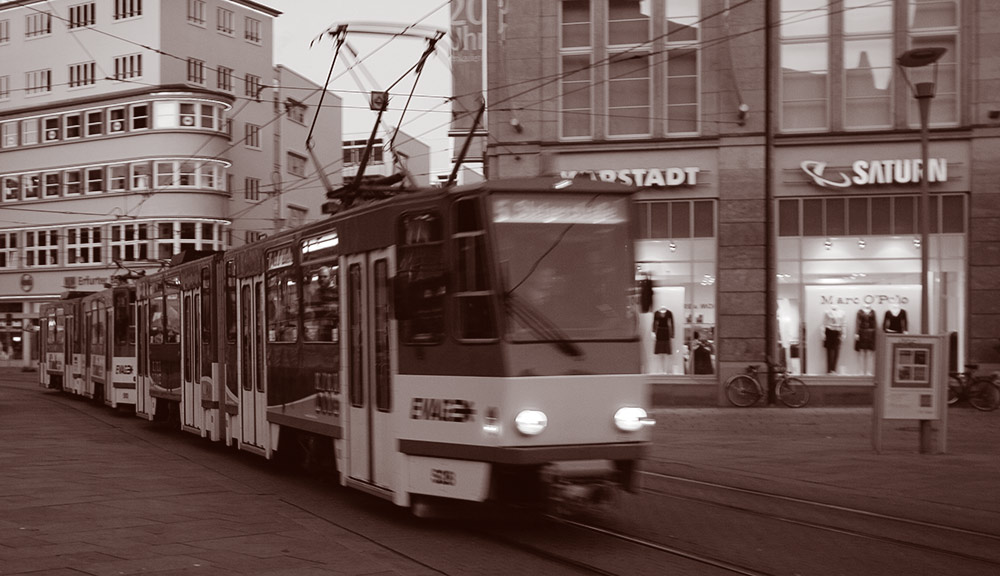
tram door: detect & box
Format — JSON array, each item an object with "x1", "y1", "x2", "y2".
[
  {"x1": 136, "y1": 299, "x2": 151, "y2": 418},
  {"x1": 346, "y1": 250, "x2": 394, "y2": 489},
  {"x1": 180, "y1": 288, "x2": 202, "y2": 432},
  {"x1": 237, "y1": 277, "x2": 266, "y2": 450}
]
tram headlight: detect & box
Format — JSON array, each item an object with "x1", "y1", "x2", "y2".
[
  {"x1": 514, "y1": 410, "x2": 548, "y2": 436},
  {"x1": 614, "y1": 407, "x2": 655, "y2": 432}
]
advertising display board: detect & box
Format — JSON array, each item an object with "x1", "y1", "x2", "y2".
[{"x1": 872, "y1": 333, "x2": 948, "y2": 453}]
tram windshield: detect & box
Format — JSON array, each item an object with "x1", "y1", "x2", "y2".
[{"x1": 492, "y1": 193, "x2": 635, "y2": 342}]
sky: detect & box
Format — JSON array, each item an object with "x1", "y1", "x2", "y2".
[{"x1": 265, "y1": 0, "x2": 455, "y2": 176}]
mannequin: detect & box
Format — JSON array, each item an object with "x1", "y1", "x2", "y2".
[
  {"x1": 855, "y1": 304, "x2": 876, "y2": 375},
  {"x1": 823, "y1": 305, "x2": 846, "y2": 374},
  {"x1": 652, "y1": 306, "x2": 674, "y2": 373},
  {"x1": 883, "y1": 303, "x2": 908, "y2": 334}
]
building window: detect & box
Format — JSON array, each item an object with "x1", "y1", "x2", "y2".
[
  {"x1": 245, "y1": 73, "x2": 261, "y2": 100},
  {"x1": 779, "y1": 1, "x2": 829, "y2": 131},
  {"x1": 131, "y1": 103, "x2": 149, "y2": 130},
  {"x1": 43, "y1": 172, "x2": 60, "y2": 197},
  {"x1": 187, "y1": 58, "x2": 205, "y2": 85},
  {"x1": 559, "y1": 1, "x2": 592, "y2": 139},
  {"x1": 843, "y1": 0, "x2": 894, "y2": 129},
  {"x1": 287, "y1": 152, "x2": 307, "y2": 177},
  {"x1": 43, "y1": 117, "x2": 60, "y2": 142},
  {"x1": 86, "y1": 167, "x2": 104, "y2": 193},
  {"x1": 247, "y1": 231, "x2": 266, "y2": 243},
  {"x1": 0, "y1": 232, "x2": 17, "y2": 269},
  {"x1": 0, "y1": 121, "x2": 15, "y2": 148},
  {"x1": 66, "y1": 226, "x2": 102, "y2": 265},
  {"x1": 343, "y1": 138, "x2": 384, "y2": 165},
  {"x1": 131, "y1": 162, "x2": 150, "y2": 190},
  {"x1": 109, "y1": 164, "x2": 127, "y2": 191},
  {"x1": 114, "y1": 0, "x2": 142, "y2": 20},
  {"x1": 217, "y1": 8, "x2": 234, "y2": 35},
  {"x1": 907, "y1": 0, "x2": 959, "y2": 126},
  {"x1": 111, "y1": 223, "x2": 149, "y2": 262},
  {"x1": 69, "y1": 62, "x2": 97, "y2": 88},
  {"x1": 108, "y1": 107, "x2": 126, "y2": 132},
  {"x1": 114, "y1": 53, "x2": 142, "y2": 80},
  {"x1": 24, "y1": 230, "x2": 59, "y2": 267},
  {"x1": 26, "y1": 69, "x2": 52, "y2": 95},
  {"x1": 64, "y1": 113, "x2": 82, "y2": 139},
  {"x1": 245, "y1": 177, "x2": 260, "y2": 201},
  {"x1": 86, "y1": 110, "x2": 103, "y2": 136},
  {"x1": 187, "y1": 0, "x2": 205, "y2": 25},
  {"x1": 68, "y1": 3, "x2": 96, "y2": 29},
  {"x1": 25, "y1": 12, "x2": 52, "y2": 38},
  {"x1": 2, "y1": 176, "x2": 18, "y2": 202},
  {"x1": 23, "y1": 174, "x2": 40, "y2": 200},
  {"x1": 245, "y1": 124, "x2": 261, "y2": 149},
  {"x1": 217, "y1": 65, "x2": 233, "y2": 91},
  {"x1": 287, "y1": 205, "x2": 307, "y2": 228},
  {"x1": 286, "y1": 99, "x2": 306, "y2": 124},
  {"x1": 606, "y1": 1, "x2": 651, "y2": 137},
  {"x1": 0, "y1": 19, "x2": 9, "y2": 44},
  {"x1": 664, "y1": 0, "x2": 700, "y2": 134},
  {"x1": 64, "y1": 169, "x2": 82, "y2": 196},
  {"x1": 0, "y1": 75, "x2": 8, "y2": 101},
  {"x1": 245, "y1": 17, "x2": 261, "y2": 43}
]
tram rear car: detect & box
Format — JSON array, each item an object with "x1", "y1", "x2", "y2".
[
  {"x1": 79, "y1": 286, "x2": 137, "y2": 408},
  {"x1": 228, "y1": 177, "x2": 652, "y2": 509},
  {"x1": 38, "y1": 296, "x2": 81, "y2": 392},
  {"x1": 135, "y1": 252, "x2": 226, "y2": 441}
]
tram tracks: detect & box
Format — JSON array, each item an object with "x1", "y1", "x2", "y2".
[{"x1": 633, "y1": 469, "x2": 1000, "y2": 569}]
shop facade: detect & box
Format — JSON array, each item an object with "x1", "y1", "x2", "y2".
[{"x1": 774, "y1": 140, "x2": 969, "y2": 380}]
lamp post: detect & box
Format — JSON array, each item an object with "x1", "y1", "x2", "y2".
[
  {"x1": 897, "y1": 47, "x2": 946, "y2": 455},
  {"x1": 896, "y1": 47, "x2": 946, "y2": 335}
]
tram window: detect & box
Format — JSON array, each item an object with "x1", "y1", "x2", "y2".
[
  {"x1": 149, "y1": 295, "x2": 164, "y2": 343},
  {"x1": 302, "y1": 262, "x2": 338, "y2": 342},
  {"x1": 265, "y1": 266, "x2": 298, "y2": 342},
  {"x1": 225, "y1": 260, "x2": 237, "y2": 344},
  {"x1": 114, "y1": 290, "x2": 132, "y2": 346},
  {"x1": 451, "y1": 197, "x2": 497, "y2": 340},
  {"x1": 396, "y1": 212, "x2": 445, "y2": 344},
  {"x1": 164, "y1": 291, "x2": 180, "y2": 344},
  {"x1": 374, "y1": 259, "x2": 390, "y2": 411}
]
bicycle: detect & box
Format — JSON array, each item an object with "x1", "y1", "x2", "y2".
[
  {"x1": 725, "y1": 361, "x2": 809, "y2": 408},
  {"x1": 947, "y1": 364, "x2": 1000, "y2": 411}
]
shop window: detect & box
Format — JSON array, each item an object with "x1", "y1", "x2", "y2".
[
  {"x1": 693, "y1": 200, "x2": 715, "y2": 237},
  {"x1": 871, "y1": 197, "x2": 890, "y2": 234},
  {"x1": 265, "y1": 247, "x2": 297, "y2": 342},
  {"x1": 779, "y1": 199, "x2": 799, "y2": 236},
  {"x1": 941, "y1": 195, "x2": 964, "y2": 233},
  {"x1": 894, "y1": 196, "x2": 916, "y2": 235},
  {"x1": 671, "y1": 201, "x2": 690, "y2": 238},
  {"x1": 824, "y1": 198, "x2": 844, "y2": 235},
  {"x1": 848, "y1": 198, "x2": 868, "y2": 235}
]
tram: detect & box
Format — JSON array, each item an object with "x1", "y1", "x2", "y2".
[
  {"x1": 52, "y1": 176, "x2": 653, "y2": 511},
  {"x1": 38, "y1": 285, "x2": 136, "y2": 408}
]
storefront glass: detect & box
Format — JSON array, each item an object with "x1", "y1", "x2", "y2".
[
  {"x1": 776, "y1": 193, "x2": 966, "y2": 376},
  {"x1": 634, "y1": 199, "x2": 717, "y2": 376}
]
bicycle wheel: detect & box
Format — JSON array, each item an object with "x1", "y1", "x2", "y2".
[
  {"x1": 967, "y1": 378, "x2": 1000, "y2": 412},
  {"x1": 725, "y1": 375, "x2": 761, "y2": 407},
  {"x1": 777, "y1": 377, "x2": 809, "y2": 408},
  {"x1": 947, "y1": 376, "x2": 963, "y2": 405}
]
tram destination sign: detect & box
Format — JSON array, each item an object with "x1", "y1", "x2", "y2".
[{"x1": 492, "y1": 195, "x2": 626, "y2": 224}]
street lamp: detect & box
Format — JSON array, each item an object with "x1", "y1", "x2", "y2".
[{"x1": 896, "y1": 46, "x2": 946, "y2": 335}]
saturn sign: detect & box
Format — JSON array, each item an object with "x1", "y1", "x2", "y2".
[{"x1": 801, "y1": 158, "x2": 948, "y2": 189}]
